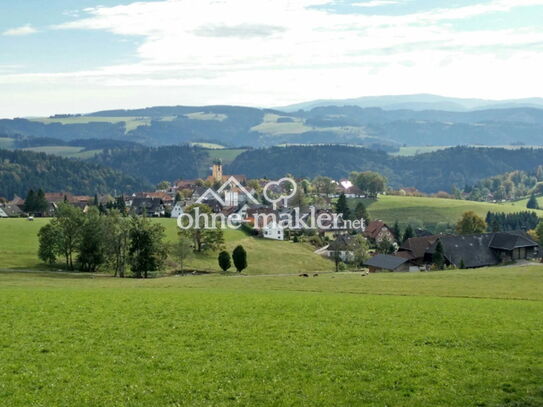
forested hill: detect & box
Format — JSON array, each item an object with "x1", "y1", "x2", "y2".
[
  {"x1": 92, "y1": 145, "x2": 209, "y2": 184},
  {"x1": 226, "y1": 146, "x2": 543, "y2": 192},
  {"x1": 4, "y1": 103, "x2": 543, "y2": 148},
  {"x1": 0, "y1": 149, "x2": 150, "y2": 200}
]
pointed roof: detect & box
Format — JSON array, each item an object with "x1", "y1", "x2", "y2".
[{"x1": 364, "y1": 254, "x2": 409, "y2": 271}]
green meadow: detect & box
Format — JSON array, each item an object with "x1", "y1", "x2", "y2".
[
  {"x1": 0, "y1": 267, "x2": 542, "y2": 406},
  {"x1": 32, "y1": 116, "x2": 152, "y2": 133},
  {"x1": 360, "y1": 195, "x2": 543, "y2": 227},
  {"x1": 0, "y1": 218, "x2": 331, "y2": 274}
]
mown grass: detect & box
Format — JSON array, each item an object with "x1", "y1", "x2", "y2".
[
  {"x1": 0, "y1": 267, "x2": 542, "y2": 406},
  {"x1": 31, "y1": 116, "x2": 151, "y2": 133},
  {"x1": 0, "y1": 218, "x2": 332, "y2": 274},
  {"x1": 358, "y1": 195, "x2": 543, "y2": 227}
]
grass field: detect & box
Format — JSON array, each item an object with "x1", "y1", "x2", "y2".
[
  {"x1": 0, "y1": 218, "x2": 331, "y2": 274},
  {"x1": 358, "y1": 195, "x2": 543, "y2": 227},
  {"x1": 190, "y1": 142, "x2": 226, "y2": 149},
  {"x1": 0, "y1": 266, "x2": 542, "y2": 406},
  {"x1": 393, "y1": 145, "x2": 543, "y2": 156},
  {"x1": 32, "y1": 116, "x2": 152, "y2": 133}
]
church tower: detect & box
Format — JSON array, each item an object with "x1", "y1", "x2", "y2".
[{"x1": 212, "y1": 160, "x2": 223, "y2": 182}]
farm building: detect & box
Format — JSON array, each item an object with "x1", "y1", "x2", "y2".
[
  {"x1": 425, "y1": 231, "x2": 539, "y2": 268},
  {"x1": 364, "y1": 254, "x2": 411, "y2": 272}
]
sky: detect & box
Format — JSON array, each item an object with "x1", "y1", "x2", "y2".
[{"x1": 1, "y1": 0, "x2": 543, "y2": 117}]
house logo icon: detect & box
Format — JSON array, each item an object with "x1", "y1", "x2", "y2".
[{"x1": 196, "y1": 176, "x2": 259, "y2": 207}]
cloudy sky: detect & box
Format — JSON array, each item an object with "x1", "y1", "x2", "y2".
[{"x1": 1, "y1": 0, "x2": 543, "y2": 117}]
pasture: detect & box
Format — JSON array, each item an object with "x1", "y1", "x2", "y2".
[
  {"x1": 32, "y1": 116, "x2": 152, "y2": 133},
  {"x1": 0, "y1": 218, "x2": 331, "y2": 274},
  {"x1": 359, "y1": 195, "x2": 543, "y2": 228},
  {"x1": 0, "y1": 267, "x2": 542, "y2": 406}
]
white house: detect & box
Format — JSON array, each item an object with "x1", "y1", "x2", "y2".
[
  {"x1": 170, "y1": 202, "x2": 184, "y2": 218},
  {"x1": 262, "y1": 222, "x2": 285, "y2": 241}
]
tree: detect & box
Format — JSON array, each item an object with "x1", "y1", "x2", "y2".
[
  {"x1": 353, "y1": 201, "x2": 370, "y2": 226},
  {"x1": 77, "y1": 207, "x2": 106, "y2": 273},
  {"x1": 218, "y1": 251, "x2": 232, "y2": 272},
  {"x1": 527, "y1": 193, "x2": 540, "y2": 210},
  {"x1": 377, "y1": 238, "x2": 396, "y2": 254},
  {"x1": 402, "y1": 224, "x2": 414, "y2": 243},
  {"x1": 350, "y1": 235, "x2": 370, "y2": 267},
  {"x1": 129, "y1": 217, "x2": 167, "y2": 278},
  {"x1": 23, "y1": 189, "x2": 36, "y2": 214},
  {"x1": 232, "y1": 245, "x2": 247, "y2": 273},
  {"x1": 490, "y1": 217, "x2": 501, "y2": 232},
  {"x1": 456, "y1": 211, "x2": 487, "y2": 235},
  {"x1": 52, "y1": 203, "x2": 85, "y2": 270},
  {"x1": 38, "y1": 223, "x2": 60, "y2": 265},
  {"x1": 392, "y1": 221, "x2": 401, "y2": 243},
  {"x1": 156, "y1": 180, "x2": 171, "y2": 190},
  {"x1": 335, "y1": 193, "x2": 351, "y2": 220},
  {"x1": 178, "y1": 204, "x2": 224, "y2": 252},
  {"x1": 350, "y1": 171, "x2": 387, "y2": 198},
  {"x1": 433, "y1": 241, "x2": 445, "y2": 270},
  {"x1": 313, "y1": 176, "x2": 335, "y2": 196},
  {"x1": 35, "y1": 189, "x2": 49, "y2": 214},
  {"x1": 290, "y1": 186, "x2": 308, "y2": 211},
  {"x1": 103, "y1": 211, "x2": 131, "y2": 277},
  {"x1": 115, "y1": 195, "x2": 127, "y2": 214},
  {"x1": 535, "y1": 222, "x2": 543, "y2": 248},
  {"x1": 170, "y1": 235, "x2": 193, "y2": 274}
]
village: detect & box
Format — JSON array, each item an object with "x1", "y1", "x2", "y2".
[{"x1": 1, "y1": 160, "x2": 540, "y2": 273}]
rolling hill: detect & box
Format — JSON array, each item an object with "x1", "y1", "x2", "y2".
[
  {"x1": 360, "y1": 195, "x2": 543, "y2": 228},
  {"x1": 226, "y1": 145, "x2": 543, "y2": 193},
  {"x1": 3, "y1": 99, "x2": 543, "y2": 148},
  {"x1": 0, "y1": 149, "x2": 150, "y2": 200},
  {"x1": 279, "y1": 94, "x2": 543, "y2": 112}
]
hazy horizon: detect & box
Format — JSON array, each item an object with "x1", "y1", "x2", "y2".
[{"x1": 2, "y1": 0, "x2": 543, "y2": 117}]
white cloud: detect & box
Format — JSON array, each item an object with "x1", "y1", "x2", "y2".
[
  {"x1": 353, "y1": 1, "x2": 400, "y2": 7},
  {"x1": 2, "y1": 0, "x2": 543, "y2": 116},
  {"x1": 2, "y1": 24, "x2": 38, "y2": 36}
]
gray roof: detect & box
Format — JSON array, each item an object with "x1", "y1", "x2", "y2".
[
  {"x1": 426, "y1": 231, "x2": 539, "y2": 268},
  {"x1": 0, "y1": 204, "x2": 23, "y2": 217},
  {"x1": 489, "y1": 231, "x2": 538, "y2": 251},
  {"x1": 427, "y1": 234, "x2": 497, "y2": 268},
  {"x1": 364, "y1": 254, "x2": 409, "y2": 270}
]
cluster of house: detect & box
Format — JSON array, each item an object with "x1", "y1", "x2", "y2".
[
  {"x1": 322, "y1": 220, "x2": 541, "y2": 271},
  {"x1": 0, "y1": 163, "x2": 360, "y2": 230}
]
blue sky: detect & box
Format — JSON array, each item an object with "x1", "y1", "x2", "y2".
[{"x1": 1, "y1": 0, "x2": 543, "y2": 117}]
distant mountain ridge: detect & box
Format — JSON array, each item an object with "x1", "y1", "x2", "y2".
[
  {"x1": 278, "y1": 94, "x2": 543, "y2": 112},
  {"x1": 2, "y1": 96, "x2": 543, "y2": 149}
]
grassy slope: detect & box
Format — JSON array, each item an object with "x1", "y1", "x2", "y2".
[
  {"x1": 359, "y1": 195, "x2": 543, "y2": 227},
  {"x1": 393, "y1": 145, "x2": 543, "y2": 156},
  {"x1": 0, "y1": 218, "x2": 331, "y2": 274},
  {"x1": 0, "y1": 267, "x2": 542, "y2": 406},
  {"x1": 31, "y1": 116, "x2": 151, "y2": 133}
]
